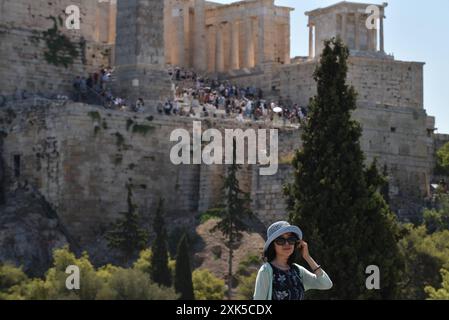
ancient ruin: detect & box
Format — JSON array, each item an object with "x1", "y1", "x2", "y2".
[
  {"x1": 164, "y1": 0, "x2": 292, "y2": 72},
  {"x1": 1, "y1": 0, "x2": 448, "y2": 267},
  {"x1": 113, "y1": 0, "x2": 172, "y2": 104}
]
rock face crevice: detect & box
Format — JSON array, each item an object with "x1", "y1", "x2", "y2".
[{"x1": 0, "y1": 183, "x2": 73, "y2": 277}]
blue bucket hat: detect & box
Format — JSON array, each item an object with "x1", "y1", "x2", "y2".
[{"x1": 263, "y1": 221, "x2": 303, "y2": 253}]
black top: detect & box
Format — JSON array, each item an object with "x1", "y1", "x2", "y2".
[{"x1": 270, "y1": 263, "x2": 305, "y2": 300}]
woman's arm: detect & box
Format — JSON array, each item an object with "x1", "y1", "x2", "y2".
[
  {"x1": 298, "y1": 265, "x2": 333, "y2": 291},
  {"x1": 303, "y1": 254, "x2": 323, "y2": 277},
  {"x1": 253, "y1": 266, "x2": 270, "y2": 300},
  {"x1": 298, "y1": 240, "x2": 333, "y2": 291}
]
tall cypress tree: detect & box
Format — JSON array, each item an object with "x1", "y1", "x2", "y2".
[
  {"x1": 284, "y1": 38, "x2": 404, "y2": 299},
  {"x1": 150, "y1": 198, "x2": 172, "y2": 287},
  {"x1": 206, "y1": 139, "x2": 253, "y2": 300},
  {"x1": 106, "y1": 184, "x2": 149, "y2": 265},
  {"x1": 174, "y1": 233, "x2": 194, "y2": 300}
]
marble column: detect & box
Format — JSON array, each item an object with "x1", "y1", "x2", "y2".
[
  {"x1": 257, "y1": 16, "x2": 265, "y2": 65},
  {"x1": 366, "y1": 13, "x2": 377, "y2": 52},
  {"x1": 314, "y1": 25, "x2": 320, "y2": 58},
  {"x1": 183, "y1": 3, "x2": 191, "y2": 68},
  {"x1": 207, "y1": 25, "x2": 216, "y2": 72},
  {"x1": 231, "y1": 21, "x2": 240, "y2": 70},
  {"x1": 379, "y1": 13, "x2": 385, "y2": 53},
  {"x1": 215, "y1": 23, "x2": 224, "y2": 72},
  {"x1": 193, "y1": 0, "x2": 207, "y2": 72},
  {"x1": 284, "y1": 23, "x2": 290, "y2": 64},
  {"x1": 341, "y1": 13, "x2": 347, "y2": 44},
  {"x1": 370, "y1": 25, "x2": 377, "y2": 51},
  {"x1": 354, "y1": 13, "x2": 360, "y2": 51},
  {"x1": 177, "y1": 7, "x2": 185, "y2": 66},
  {"x1": 308, "y1": 23, "x2": 314, "y2": 58},
  {"x1": 244, "y1": 18, "x2": 254, "y2": 68},
  {"x1": 108, "y1": 1, "x2": 117, "y2": 44}
]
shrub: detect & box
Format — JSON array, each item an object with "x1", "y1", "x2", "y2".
[
  {"x1": 96, "y1": 268, "x2": 179, "y2": 300},
  {"x1": 192, "y1": 269, "x2": 225, "y2": 300},
  {"x1": 133, "y1": 249, "x2": 152, "y2": 275},
  {"x1": 236, "y1": 272, "x2": 257, "y2": 300},
  {"x1": 88, "y1": 111, "x2": 101, "y2": 123},
  {"x1": 398, "y1": 225, "x2": 449, "y2": 299},
  {"x1": 435, "y1": 142, "x2": 449, "y2": 175},
  {"x1": 0, "y1": 264, "x2": 30, "y2": 300},
  {"x1": 425, "y1": 269, "x2": 449, "y2": 300},
  {"x1": 132, "y1": 124, "x2": 154, "y2": 136}
]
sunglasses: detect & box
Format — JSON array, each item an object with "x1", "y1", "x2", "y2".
[{"x1": 274, "y1": 236, "x2": 299, "y2": 246}]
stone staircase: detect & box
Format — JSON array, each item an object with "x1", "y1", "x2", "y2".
[{"x1": 74, "y1": 87, "x2": 109, "y2": 107}]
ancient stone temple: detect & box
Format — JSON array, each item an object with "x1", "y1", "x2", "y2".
[
  {"x1": 164, "y1": 0, "x2": 292, "y2": 73},
  {"x1": 306, "y1": 2, "x2": 389, "y2": 59},
  {"x1": 113, "y1": 0, "x2": 173, "y2": 105}
]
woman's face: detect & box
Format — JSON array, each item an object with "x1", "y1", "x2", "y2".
[{"x1": 273, "y1": 232, "x2": 297, "y2": 259}]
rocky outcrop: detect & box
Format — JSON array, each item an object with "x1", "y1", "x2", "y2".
[
  {"x1": 0, "y1": 184, "x2": 73, "y2": 277},
  {"x1": 193, "y1": 218, "x2": 265, "y2": 282}
]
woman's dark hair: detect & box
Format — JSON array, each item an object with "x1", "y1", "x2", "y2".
[{"x1": 263, "y1": 240, "x2": 299, "y2": 266}]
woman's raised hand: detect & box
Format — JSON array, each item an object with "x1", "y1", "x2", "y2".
[{"x1": 299, "y1": 240, "x2": 310, "y2": 259}]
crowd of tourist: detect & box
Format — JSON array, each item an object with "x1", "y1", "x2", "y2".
[
  {"x1": 72, "y1": 66, "x2": 309, "y2": 126},
  {"x1": 165, "y1": 66, "x2": 309, "y2": 126},
  {"x1": 73, "y1": 67, "x2": 143, "y2": 112}
]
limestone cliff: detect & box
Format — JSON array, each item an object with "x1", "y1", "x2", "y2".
[{"x1": 0, "y1": 184, "x2": 73, "y2": 277}]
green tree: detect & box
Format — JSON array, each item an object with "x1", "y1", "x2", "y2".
[
  {"x1": 236, "y1": 272, "x2": 257, "y2": 300},
  {"x1": 425, "y1": 269, "x2": 449, "y2": 300},
  {"x1": 133, "y1": 249, "x2": 153, "y2": 275},
  {"x1": 96, "y1": 268, "x2": 179, "y2": 300},
  {"x1": 192, "y1": 269, "x2": 226, "y2": 300},
  {"x1": 150, "y1": 198, "x2": 172, "y2": 287},
  {"x1": 381, "y1": 164, "x2": 390, "y2": 205},
  {"x1": 235, "y1": 253, "x2": 262, "y2": 277},
  {"x1": 42, "y1": 16, "x2": 79, "y2": 68},
  {"x1": 0, "y1": 263, "x2": 29, "y2": 300},
  {"x1": 398, "y1": 225, "x2": 449, "y2": 299},
  {"x1": 3, "y1": 246, "x2": 102, "y2": 300},
  {"x1": 235, "y1": 253, "x2": 262, "y2": 299},
  {"x1": 206, "y1": 140, "x2": 253, "y2": 299},
  {"x1": 44, "y1": 247, "x2": 101, "y2": 300},
  {"x1": 435, "y1": 142, "x2": 449, "y2": 175},
  {"x1": 106, "y1": 184, "x2": 149, "y2": 265},
  {"x1": 174, "y1": 233, "x2": 194, "y2": 300},
  {"x1": 0, "y1": 247, "x2": 180, "y2": 300},
  {"x1": 423, "y1": 194, "x2": 449, "y2": 233},
  {"x1": 284, "y1": 38, "x2": 404, "y2": 299}
]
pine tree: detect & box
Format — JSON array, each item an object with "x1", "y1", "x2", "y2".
[
  {"x1": 150, "y1": 198, "x2": 172, "y2": 287},
  {"x1": 106, "y1": 184, "x2": 149, "y2": 265},
  {"x1": 284, "y1": 38, "x2": 404, "y2": 299},
  {"x1": 174, "y1": 233, "x2": 194, "y2": 300},
  {"x1": 209, "y1": 139, "x2": 253, "y2": 300}
]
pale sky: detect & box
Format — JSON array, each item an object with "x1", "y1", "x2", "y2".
[{"x1": 212, "y1": 0, "x2": 449, "y2": 134}]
